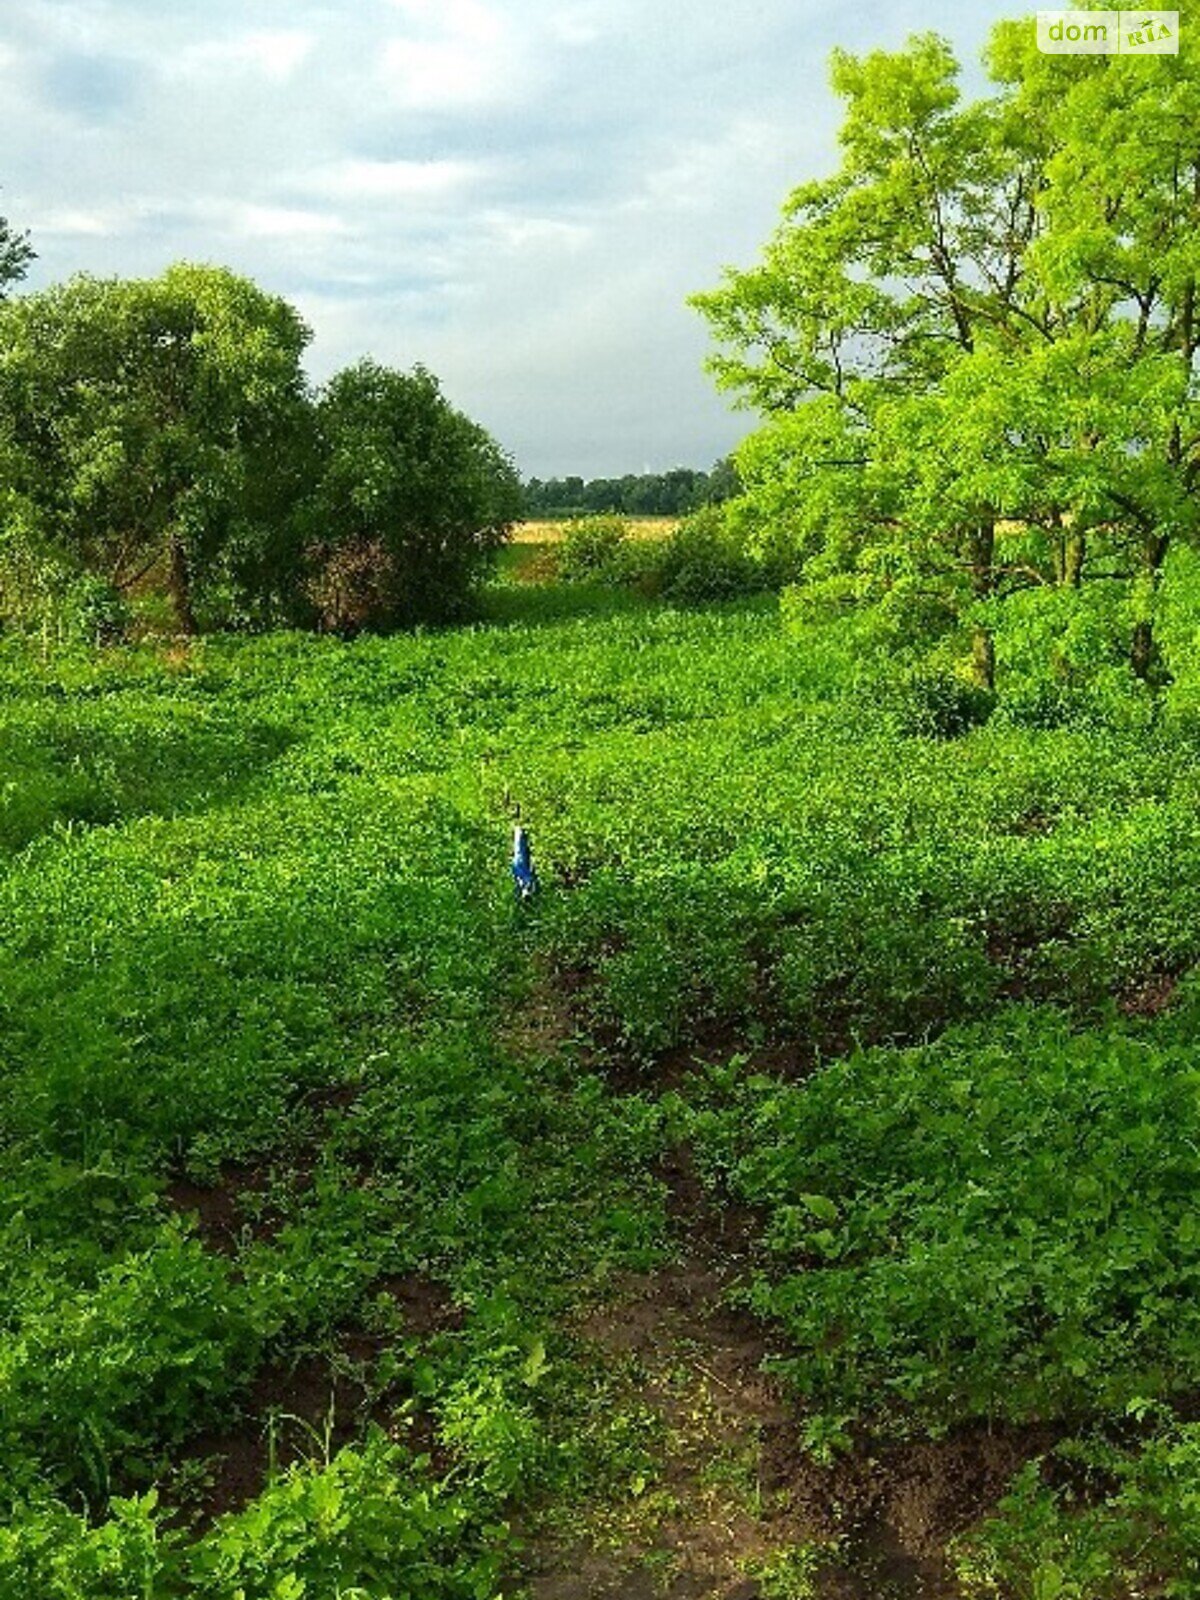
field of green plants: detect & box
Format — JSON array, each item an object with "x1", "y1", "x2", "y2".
[{"x1": 6, "y1": 560, "x2": 1200, "y2": 1598}]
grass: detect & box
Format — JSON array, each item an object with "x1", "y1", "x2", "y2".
[{"x1": 4, "y1": 567, "x2": 1200, "y2": 1595}]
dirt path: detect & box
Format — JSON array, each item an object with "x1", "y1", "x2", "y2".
[
  {"x1": 522, "y1": 1143, "x2": 1048, "y2": 1600},
  {"x1": 526, "y1": 1258, "x2": 802, "y2": 1598},
  {"x1": 522, "y1": 1145, "x2": 813, "y2": 1598}
]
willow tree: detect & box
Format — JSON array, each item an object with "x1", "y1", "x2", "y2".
[
  {"x1": 0, "y1": 263, "x2": 311, "y2": 633},
  {"x1": 694, "y1": 15, "x2": 1200, "y2": 685}
]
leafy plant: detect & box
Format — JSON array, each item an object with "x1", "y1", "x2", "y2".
[{"x1": 555, "y1": 515, "x2": 631, "y2": 582}]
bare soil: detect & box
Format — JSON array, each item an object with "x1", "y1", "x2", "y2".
[
  {"x1": 523, "y1": 1138, "x2": 1054, "y2": 1600},
  {"x1": 169, "y1": 1268, "x2": 460, "y2": 1528},
  {"x1": 164, "y1": 1164, "x2": 277, "y2": 1252},
  {"x1": 1118, "y1": 968, "x2": 1181, "y2": 1017}
]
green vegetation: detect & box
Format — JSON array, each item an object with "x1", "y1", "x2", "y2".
[
  {"x1": 3, "y1": 557, "x2": 1200, "y2": 1591},
  {"x1": 554, "y1": 513, "x2": 633, "y2": 583},
  {"x1": 5, "y1": 9, "x2": 1200, "y2": 1597},
  {"x1": 303, "y1": 360, "x2": 521, "y2": 633},
  {"x1": 550, "y1": 507, "x2": 777, "y2": 603},
  {"x1": 0, "y1": 200, "x2": 32, "y2": 300},
  {"x1": 694, "y1": 17, "x2": 1200, "y2": 691},
  {"x1": 0, "y1": 268, "x2": 519, "y2": 641}
]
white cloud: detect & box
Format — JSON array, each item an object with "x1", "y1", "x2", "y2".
[
  {"x1": 378, "y1": 0, "x2": 525, "y2": 110},
  {"x1": 0, "y1": 0, "x2": 1013, "y2": 474},
  {"x1": 484, "y1": 213, "x2": 594, "y2": 253},
  {"x1": 547, "y1": 9, "x2": 604, "y2": 47},
  {"x1": 629, "y1": 119, "x2": 786, "y2": 216},
  {"x1": 227, "y1": 204, "x2": 346, "y2": 240},
  {"x1": 307, "y1": 158, "x2": 482, "y2": 203},
  {"x1": 176, "y1": 30, "x2": 313, "y2": 84},
  {"x1": 35, "y1": 203, "x2": 144, "y2": 237},
  {"x1": 34, "y1": 196, "x2": 347, "y2": 247},
  {"x1": 377, "y1": 38, "x2": 502, "y2": 110},
  {"x1": 384, "y1": 0, "x2": 504, "y2": 43}
]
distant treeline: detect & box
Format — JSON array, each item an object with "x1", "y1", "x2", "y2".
[{"x1": 522, "y1": 459, "x2": 738, "y2": 519}]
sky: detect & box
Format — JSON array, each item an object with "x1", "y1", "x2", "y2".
[{"x1": 0, "y1": 0, "x2": 1015, "y2": 479}]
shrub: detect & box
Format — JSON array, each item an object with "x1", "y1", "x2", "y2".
[
  {"x1": 0, "y1": 1493, "x2": 175, "y2": 1600},
  {"x1": 605, "y1": 537, "x2": 665, "y2": 593},
  {"x1": 657, "y1": 506, "x2": 763, "y2": 603},
  {"x1": 304, "y1": 536, "x2": 394, "y2": 635},
  {"x1": 58, "y1": 576, "x2": 130, "y2": 647},
  {"x1": 0, "y1": 567, "x2": 129, "y2": 650},
  {"x1": 954, "y1": 1422, "x2": 1200, "y2": 1598},
  {"x1": 301, "y1": 360, "x2": 521, "y2": 633},
  {"x1": 187, "y1": 1435, "x2": 504, "y2": 1600},
  {"x1": 683, "y1": 1014, "x2": 1200, "y2": 1434},
  {"x1": 555, "y1": 515, "x2": 630, "y2": 582},
  {"x1": 879, "y1": 664, "x2": 995, "y2": 738}
]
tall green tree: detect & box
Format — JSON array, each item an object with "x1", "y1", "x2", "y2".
[
  {"x1": 987, "y1": 16, "x2": 1200, "y2": 677},
  {"x1": 0, "y1": 264, "x2": 311, "y2": 633},
  {"x1": 303, "y1": 359, "x2": 520, "y2": 632},
  {"x1": 693, "y1": 15, "x2": 1200, "y2": 685},
  {"x1": 693, "y1": 33, "x2": 1046, "y2": 684}
]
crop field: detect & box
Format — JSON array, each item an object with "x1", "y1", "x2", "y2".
[
  {"x1": 499, "y1": 521, "x2": 676, "y2": 588},
  {"x1": 512, "y1": 519, "x2": 677, "y2": 544},
  {"x1": 6, "y1": 574, "x2": 1200, "y2": 1599}
]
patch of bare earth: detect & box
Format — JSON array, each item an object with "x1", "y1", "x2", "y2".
[
  {"x1": 160, "y1": 1081, "x2": 462, "y2": 1530},
  {"x1": 1118, "y1": 969, "x2": 1181, "y2": 1017},
  {"x1": 168, "y1": 1270, "x2": 462, "y2": 1529},
  {"x1": 522, "y1": 1144, "x2": 794, "y2": 1600},
  {"x1": 164, "y1": 1082, "x2": 362, "y2": 1251},
  {"x1": 164, "y1": 1165, "x2": 278, "y2": 1252},
  {"x1": 500, "y1": 960, "x2": 586, "y2": 1061},
  {"x1": 525, "y1": 1140, "x2": 1052, "y2": 1600}
]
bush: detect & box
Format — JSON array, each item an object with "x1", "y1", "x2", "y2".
[
  {"x1": 187, "y1": 1435, "x2": 503, "y2": 1600},
  {"x1": 301, "y1": 360, "x2": 521, "y2": 633},
  {"x1": 555, "y1": 515, "x2": 630, "y2": 582},
  {"x1": 304, "y1": 536, "x2": 394, "y2": 636},
  {"x1": 0, "y1": 513, "x2": 130, "y2": 646},
  {"x1": 0, "y1": 1493, "x2": 175, "y2": 1600},
  {"x1": 879, "y1": 665, "x2": 995, "y2": 738},
  {"x1": 954, "y1": 1421, "x2": 1200, "y2": 1598},
  {"x1": 657, "y1": 506, "x2": 763, "y2": 603},
  {"x1": 605, "y1": 538, "x2": 666, "y2": 593},
  {"x1": 58, "y1": 576, "x2": 130, "y2": 647},
  {"x1": 685, "y1": 1013, "x2": 1200, "y2": 1429}
]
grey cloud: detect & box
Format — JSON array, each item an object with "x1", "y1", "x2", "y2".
[
  {"x1": 39, "y1": 50, "x2": 140, "y2": 121},
  {"x1": 2, "y1": 0, "x2": 1017, "y2": 475}
]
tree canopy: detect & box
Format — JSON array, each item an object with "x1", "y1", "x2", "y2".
[
  {"x1": 522, "y1": 462, "x2": 737, "y2": 519},
  {"x1": 0, "y1": 201, "x2": 33, "y2": 299},
  {"x1": 303, "y1": 359, "x2": 521, "y2": 631},
  {"x1": 0, "y1": 266, "x2": 519, "y2": 638},
  {"x1": 693, "y1": 15, "x2": 1200, "y2": 685},
  {"x1": 0, "y1": 264, "x2": 312, "y2": 634}
]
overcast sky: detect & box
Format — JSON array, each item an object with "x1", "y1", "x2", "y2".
[{"x1": 1, "y1": 0, "x2": 1014, "y2": 478}]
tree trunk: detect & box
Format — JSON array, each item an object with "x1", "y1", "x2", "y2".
[
  {"x1": 969, "y1": 521, "x2": 996, "y2": 691},
  {"x1": 167, "y1": 534, "x2": 196, "y2": 636},
  {"x1": 1062, "y1": 518, "x2": 1085, "y2": 589},
  {"x1": 1130, "y1": 532, "x2": 1170, "y2": 682},
  {"x1": 972, "y1": 626, "x2": 995, "y2": 692},
  {"x1": 1131, "y1": 618, "x2": 1155, "y2": 682}
]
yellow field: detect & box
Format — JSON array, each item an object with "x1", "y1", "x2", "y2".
[{"x1": 512, "y1": 516, "x2": 677, "y2": 544}]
